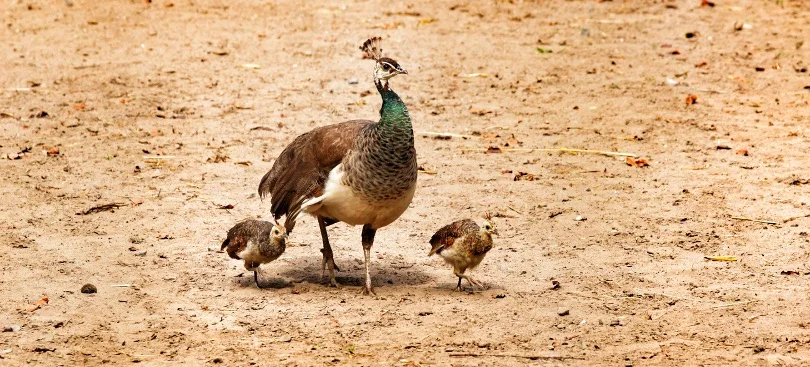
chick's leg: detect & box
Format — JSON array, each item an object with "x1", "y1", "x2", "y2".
[
  {"x1": 317, "y1": 216, "x2": 339, "y2": 287},
  {"x1": 254, "y1": 270, "x2": 264, "y2": 289}
]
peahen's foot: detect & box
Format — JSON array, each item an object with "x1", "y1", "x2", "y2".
[{"x1": 320, "y1": 248, "x2": 340, "y2": 287}]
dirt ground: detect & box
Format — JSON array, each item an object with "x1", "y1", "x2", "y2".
[{"x1": 2, "y1": 0, "x2": 810, "y2": 365}]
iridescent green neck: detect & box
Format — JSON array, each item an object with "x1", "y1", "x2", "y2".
[{"x1": 377, "y1": 83, "x2": 412, "y2": 133}]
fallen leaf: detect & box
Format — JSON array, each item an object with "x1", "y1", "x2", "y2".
[
  {"x1": 207, "y1": 154, "x2": 229, "y2": 163},
  {"x1": 781, "y1": 270, "x2": 800, "y2": 276},
  {"x1": 701, "y1": 0, "x2": 715, "y2": 7},
  {"x1": 216, "y1": 204, "x2": 234, "y2": 210},
  {"x1": 536, "y1": 47, "x2": 553, "y2": 54},
  {"x1": 25, "y1": 297, "x2": 49, "y2": 312},
  {"x1": 235, "y1": 161, "x2": 252, "y2": 166},
  {"x1": 513, "y1": 171, "x2": 536, "y2": 181},
  {"x1": 46, "y1": 147, "x2": 60, "y2": 156},
  {"x1": 695, "y1": 61, "x2": 708, "y2": 68},
  {"x1": 73, "y1": 103, "x2": 86, "y2": 111},
  {"x1": 501, "y1": 169, "x2": 513, "y2": 174},
  {"x1": 625, "y1": 157, "x2": 649, "y2": 167},
  {"x1": 736, "y1": 149, "x2": 749, "y2": 156},
  {"x1": 486, "y1": 146, "x2": 502, "y2": 154},
  {"x1": 418, "y1": 18, "x2": 437, "y2": 25},
  {"x1": 505, "y1": 134, "x2": 522, "y2": 147},
  {"x1": 685, "y1": 94, "x2": 698, "y2": 105},
  {"x1": 469, "y1": 107, "x2": 493, "y2": 116},
  {"x1": 417, "y1": 165, "x2": 437, "y2": 175}
]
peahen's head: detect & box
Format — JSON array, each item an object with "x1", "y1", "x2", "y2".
[
  {"x1": 374, "y1": 57, "x2": 408, "y2": 82},
  {"x1": 361, "y1": 37, "x2": 408, "y2": 88}
]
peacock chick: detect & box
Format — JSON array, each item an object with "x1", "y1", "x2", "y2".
[
  {"x1": 428, "y1": 214, "x2": 498, "y2": 291},
  {"x1": 221, "y1": 219, "x2": 288, "y2": 288}
]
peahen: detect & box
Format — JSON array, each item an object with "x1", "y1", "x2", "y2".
[{"x1": 258, "y1": 37, "x2": 416, "y2": 295}]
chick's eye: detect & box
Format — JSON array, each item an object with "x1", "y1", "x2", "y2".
[{"x1": 383, "y1": 64, "x2": 390, "y2": 70}]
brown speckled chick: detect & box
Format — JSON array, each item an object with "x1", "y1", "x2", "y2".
[
  {"x1": 429, "y1": 214, "x2": 498, "y2": 291},
  {"x1": 221, "y1": 219, "x2": 288, "y2": 288}
]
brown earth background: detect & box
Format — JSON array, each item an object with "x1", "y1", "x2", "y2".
[{"x1": 2, "y1": 0, "x2": 810, "y2": 366}]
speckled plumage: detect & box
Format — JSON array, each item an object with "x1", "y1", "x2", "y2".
[
  {"x1": 257, "y1": 37, "x2": 415, "y2": 294},
  {"x1": 429, "y1": 218, "x2": 497, "y2": 291},
  {"x1": 221, "y1": 219, "x2": 287, "y2": 288}
]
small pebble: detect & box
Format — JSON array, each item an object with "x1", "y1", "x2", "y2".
[
  {"x1": 81, "y1": 284, "x2": 97, "y2": 294},
  {"x1": 212, "y1": 357, "x2": 223, "y2": 364},
  {"x1": 347, "y1": 78, "x2": 359, "y2": 85},
  {"x1": 574, "y1": 215, "x2": 585, "y2": 221},
  {"x1": 610, "y1": 319, "x2": 622, "y2": 326},
  {"x1": 134, "y1": 251, "x2": 147, "y2": 257},
  {"x1": 585, "y1": 188, "x2": 591, "y2": 192},
  {"x1": 2, "y1": 325, "x2": 20, "y2": 333},
  {"x1": 279, "y1": 335, "x2": 292, "y2": 343},
  {"x1": 557, "y1": 308, "x2": 570, "y2": 316},
  {"x1": 129, "y1": 236, "x2": 144, "y2": 244}
]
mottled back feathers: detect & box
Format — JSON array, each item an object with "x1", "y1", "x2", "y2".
[
  {"x1": 428, "y1": 219, "x2": 480, "y2": 256},
  {"x1": 258, "y1": 120, "x2": 371, "y2": 229}
]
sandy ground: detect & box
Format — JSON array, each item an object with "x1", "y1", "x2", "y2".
[{"x1": 2, "y1": 0, "x2": 810, "y2": 365}]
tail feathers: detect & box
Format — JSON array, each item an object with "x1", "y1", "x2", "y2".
[{"x1": 221, "y1": 237, "x2": 230, "y2": 251}]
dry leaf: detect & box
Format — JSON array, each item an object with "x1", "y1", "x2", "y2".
[
  {"x1": 695, "y1": 61, "x2": 708, "y2": 68},
  {"x1": 417, "y1": 165, "x2": 437, "y2": 175},
  {"x1": 73, "y1": 103, "x2": 86, "y2": 111},
  {"x1": 26, "y1": 296, "x2": 49, "y2": 312},
  {"x1": 235, "y1": 161, "x2": 252, "y2": 166},
  {"x1": 216, "y1": 204, "x2": 234, "y2": 210},
  {"x1": 418, "y1": 18, "x2": 437, "y2": 25},
  {"x1": 513, "y1": 172, "x2": 536, "y2": 181},
  {"x1": 469, "y1": 107, "x2": 493, "y2": 116},
  {"x1": 625, "y1": 157, "x2": 649, "y2": 167},
  {"x1": 736, "y1": 149, "x2": 749, "y2": 156},
  {"x1": 486, "y1": 146, "x2": 502, "y2": 154},
  {"x1": 505, "y1": 134, "x2": 522, "y2": 147},
  {"x1": 46, "y1": 147, "x2": 60, "y2": 156},
  {"x1": 685, "y1": 94, "x2": 698, "y2": 105}
]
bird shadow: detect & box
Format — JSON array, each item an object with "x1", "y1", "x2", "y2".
[
  {"x1": 276, "y1": 255, "x2": 434, "y2": 288},
  {"x1": 231, "y1": 272, "x2": 294, "y2": 290}
]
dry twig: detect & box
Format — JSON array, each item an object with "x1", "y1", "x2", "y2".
[{"x1": 730, "y1": 216, "x2": 777, "y2": 225}]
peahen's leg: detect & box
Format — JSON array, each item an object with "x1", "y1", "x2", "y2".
[
  {"x1": 317, "y1": 216, "x2": 339, "y2": 287},
  {"x1": 361, "y1": 225, "x2": 377, "y2": 295}
]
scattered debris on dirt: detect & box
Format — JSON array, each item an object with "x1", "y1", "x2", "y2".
[
  {"x1": 76, "y1": 203, "x2": 126, "y2": 215},
  {"x1": 625, "y1": 157, "x2": 649, "y2": 167},
  {"x1": 81, "y1": 284, "x2": 97, "y2": 294}
]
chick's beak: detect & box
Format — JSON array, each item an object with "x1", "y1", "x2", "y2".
[{"x1": 398, "y1": 67, "x2": 408, "y2": 75}]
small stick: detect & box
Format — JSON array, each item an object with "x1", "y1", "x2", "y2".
[
  {"x1": 143, "y1": 156, "x2": 177, "y2": 159},
  {"x1": 417, "y1": 131, "x2": 476, "y2": 139},
  {"x1": 730, "y1": 216, "x2": 777, "y2": 225},
  {"x1": 783, "y1": 214, "x2": 810, "y2": 223},
  {"x1": 460, "y1": 147, "x2": 638, "y2": 157},
  {"x1": 507, "y1": 205, "x2": 523, "y2": 215},
  {"x1": 449, "y1": 352, "x2": 582, "y2": 360},
  {"x1": 708, "y1": 300, "x2": 754, "y2": 309}
]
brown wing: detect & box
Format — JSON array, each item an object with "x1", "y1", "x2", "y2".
[
  {"x1": 428, "y1": 219, "x2": 479, "y2": 256},
  {"x1": 221, "y1": 220, "x2": 271, "y2": 259},
  {"x1": 258, "y1": 120, "x2": 372, "y2": 230}
]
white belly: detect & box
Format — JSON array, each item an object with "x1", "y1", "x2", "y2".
[{"x1": 303, "y1": 164, "x2": 415, "y2": 229}]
